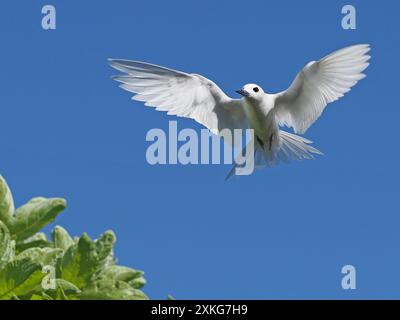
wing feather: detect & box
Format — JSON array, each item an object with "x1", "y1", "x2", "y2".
[
  {"x1": 274, "y1": 44, "x2": 371, "y2": 134},
  {"x1": 109, "y1": 60, "x2": 246, "y2": 135}
]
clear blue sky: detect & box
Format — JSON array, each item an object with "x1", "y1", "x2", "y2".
[{"x1": 0, "y1": 0, "x2": 399, "y2": 299}]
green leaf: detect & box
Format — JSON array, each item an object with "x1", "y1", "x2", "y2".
[
  {"x1": 59, "y1": 231, "x2": 116, "y2": 288},
  {"x1": 16, "y1": 232, "x2": 52, "y2": 253},
  {"x1": 0, "y1": 221, "x2": 14, "y2": 270},
  {"x1": 0, "y1": 258, "x2": 45, "y2": 299},
  {"x1": 94, "y1": 230, "x2": 116, "y2": 263},
  {"x1": 23, "y1": 278, "x2": 81, "y2": 300},
  {"x1": 53, "y1": 279, "x2": 81, "y2": 295},
  {"x1": 0, "y1": 176, "x2": 14, "y2": 227},
  {"x1": 30, "y1": 294, "x2": 48, "y2": 300},
  {"x1": 10, "y1": 197, "x2": 66, "y2": 240},
  {"x1": 94, "y1": 265, "x2": 146, "y2": 288},
  {"x1": 81, "y1": 265, "x2": 147, "y2": 300},
  {"x1": 39, "y1": 279, "x2": 81, "y2": 300},
  {"x1": 129, "y1": 276, "x2": 146, "y2": 289},
  {"x1": 97, "y1": 265, "x2": 144, "y2": 284},
  {"x1": 79, "y1": 280, "x2": 148, "y2": 300},
  {"x1": 52, "y1": 226, "x2": 74, "y2": 250},
  {"x1": 29, "y1": 292, "x2": 53, "y2": 300},
  {"x1": 16, "y1": 247, "x2": 63, "y2": 266}
]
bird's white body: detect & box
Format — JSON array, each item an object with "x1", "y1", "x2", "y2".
[
  {"x1": 109, "y1": 44, "x2": 371, "y2": 176},
  {"x1": 242, "y1": 92, "x2": 278, "y2": 149}
]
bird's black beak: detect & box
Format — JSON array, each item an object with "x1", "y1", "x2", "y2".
[{"x1": 235, "y1": 89, "x2": 250, "y2": 97}]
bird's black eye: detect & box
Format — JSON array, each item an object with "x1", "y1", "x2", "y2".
[{"x1": 253, "y1": 87, "x2": 259, "y2": 93}]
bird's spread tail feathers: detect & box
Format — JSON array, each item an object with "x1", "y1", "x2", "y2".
[
  {"x1": 225, "y1": 130, "x2": 322, "y2": 180},
  {"x1": 276, "y1": 130, "x2": 323, "y2": 164}
]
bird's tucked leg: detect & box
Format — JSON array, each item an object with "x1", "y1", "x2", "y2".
[
  {"x1": 269, "y1": 133, "x2": 274, "y2": 152},
  {"x1": 256, "y1": 136, "x2": 264, "y2": 151}
]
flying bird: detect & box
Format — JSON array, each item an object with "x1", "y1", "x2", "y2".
[{"x1": 109, "y1": 44, "x2": 371, "y2": 176}]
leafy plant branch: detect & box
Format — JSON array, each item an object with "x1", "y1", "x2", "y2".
[{"x1": 0, "y1": 175, "x2": 148, "y2": 300}]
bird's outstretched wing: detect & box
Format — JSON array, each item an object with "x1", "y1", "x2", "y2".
[
  {"x1": 109, "y1": 59, "x2": 246, "y2": 135},
  {"x1": 273, "y1": 44, "x2": 371, "y2": 134}
]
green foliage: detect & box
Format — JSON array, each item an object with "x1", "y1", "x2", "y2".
[{"x1": 0, "y1": 175, "x2": 148, "y2": 300}]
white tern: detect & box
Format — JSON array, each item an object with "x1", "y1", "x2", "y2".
[{"x1": 109, "y1": 44, "x2": 371, "y2": 176}]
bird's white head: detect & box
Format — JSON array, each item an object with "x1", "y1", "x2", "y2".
[{"x1": 236, "y1": 84, "x2": 264, "y2": 100}]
